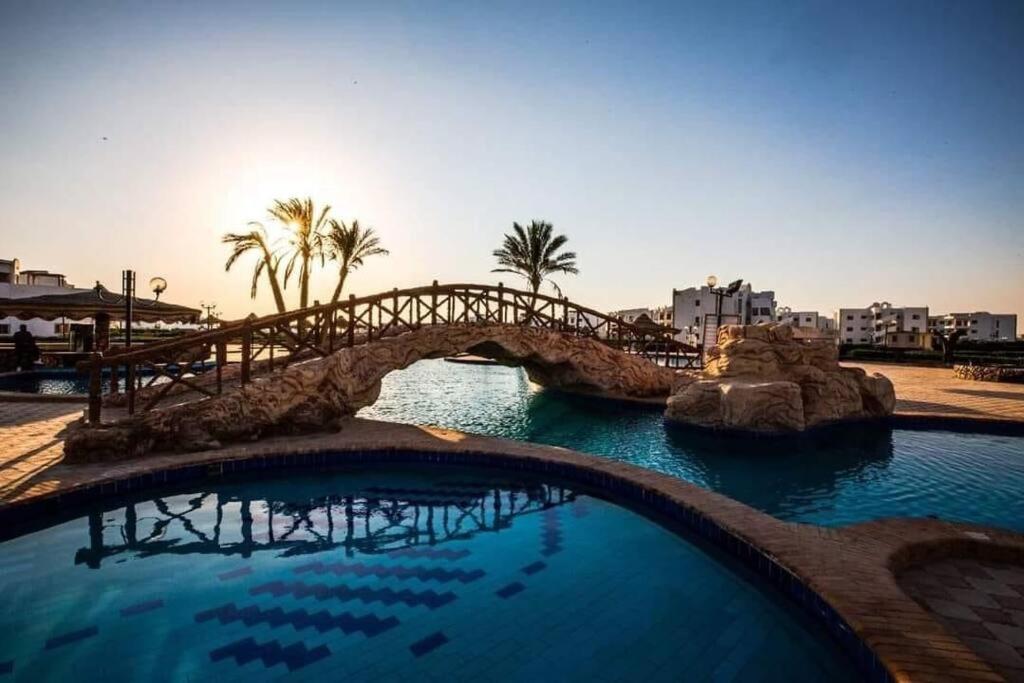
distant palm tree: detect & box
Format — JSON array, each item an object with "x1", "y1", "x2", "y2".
[
  {"x1": 492, "y1": 220, "x2": 578, "y2": 295},
  {"x1": 221, "y1": 223, "x2": 287, "y2": 313},
  {"x1": 324, "y1": 219, "x2": 389, "y2": 305},
  {"x1": 270, "y1": 197, "x2": 331, "y2": 310}
]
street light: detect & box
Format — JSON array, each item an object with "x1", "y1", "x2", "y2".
[
  {"x1": 150, "y1": 276, "x2": 167, "y2": 301},
  {"x1": 199, "y1": 301, "x2": 218, "y2": 330},
  {"x1": 703, "y1": 275, "x2": 744, "y2": 355}
]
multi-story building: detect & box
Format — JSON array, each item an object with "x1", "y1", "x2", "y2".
[
  {"x1": 607, "y1": 307, "x2": 652, "y2": 325},
  {"x1": 651, "y1": 305, "x2": 673, "y2": 328},
  {"x1": 777, "y1": 308, "x2": 836, "y2": 339},
  {"x1": 0, "y1": 258, "x2": 91, "y2": 338},
  {"x1": 928, "y1": 312, "x2": 1018, "y2": 341},
  {"x1": 671, "y1": 283, "x2": 776, "y2": 346},
  {"x1": 835, "y1": 302, "x2": 928, "y2": 346},
  {"x1": 835, "y1": 307, "x2": 874, "y2": 345}
]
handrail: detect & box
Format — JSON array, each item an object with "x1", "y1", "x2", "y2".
[
  {"x1": 86, "y1": 281, "x2": 699, "y2": 423},
  {"x1": 95, "y1": 282, "x2": 681, "y2": 365}
]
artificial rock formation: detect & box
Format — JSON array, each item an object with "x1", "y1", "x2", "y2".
[
  {"x1": 666, "y1": 323, "x2": 895, "y2": 433},
  {"x1": 65, "y1": 324, "x2": 676, "y2": 461}
]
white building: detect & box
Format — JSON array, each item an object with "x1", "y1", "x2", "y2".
[
  {"x1": 671, "y1": 283, "x2": 776, "y2": 347},
  {"x1": 0, "y1": 258, "x2": 92, "y2": 338},
  {"x1": 835, "y1": 302, "x2": 928, "y2": 346},
  {"x1": 778, "y1": 308, "x2": 835, "y2": 339},
  {"x1": 836, "y1": 308, "x2": 874, "y2": 345},
  {"x1": 929, "y1": 312, "x2": 1018, "y2": 341},
  {"x1": 607, "y1": 307, "x2": 652, "y2": 325}
]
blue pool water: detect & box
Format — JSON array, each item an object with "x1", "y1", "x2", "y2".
[
  {"x1": 361, "y1": 360, "x2": 1024, "y2": 532},
  {"x1": 0, "y1": 466, "x2": 856, "y2": 681}
]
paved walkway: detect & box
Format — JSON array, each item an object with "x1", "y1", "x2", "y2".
[
  {"x1": 847, "y1": 362, "x2": 1024, "y2": 423},
  {"x1": 901, "y1": 558, "x2": 1024, "y2": 681}
]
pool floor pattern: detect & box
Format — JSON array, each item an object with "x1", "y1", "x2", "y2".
[{"x1": 0, "y1": 468, "x2": 855, "y2": 681}]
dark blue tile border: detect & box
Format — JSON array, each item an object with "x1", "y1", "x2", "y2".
[
  {"x1": 0, "y1": 446, "x2": 891, "y2": 682},
  {"x1": 409, "y1": 631, "x2": 448, "y2": 657}
]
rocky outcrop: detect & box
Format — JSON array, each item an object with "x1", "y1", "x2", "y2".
[
  {"x1": 65, "y1": 324, "x2": 676, "y2": 462},
  {"x1": 666, "y1": 323, "x2": 895, "y2": 433}
]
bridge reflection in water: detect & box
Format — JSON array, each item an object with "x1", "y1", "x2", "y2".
[{"x1": 74, "y1": 477, "x2": 579, "y2": 569}]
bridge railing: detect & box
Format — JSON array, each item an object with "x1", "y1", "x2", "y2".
[{"x1": 86, "y1": 281, "x2": 700, "y2": 423}]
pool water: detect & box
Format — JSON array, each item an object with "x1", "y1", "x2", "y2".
[
  {"x1": 360, "y1": 360, "x2": 1024, "y2": 532},
  {"x1": 0, "y1": 368, "x2": 186, "y2": 395},
  {"x1": 0, "y1": 466, "x2": 855, "y2": 681}
]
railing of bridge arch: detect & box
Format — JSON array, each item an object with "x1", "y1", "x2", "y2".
[{"x1": 86, "y1": 282, "x2": 700, "y2": 423}]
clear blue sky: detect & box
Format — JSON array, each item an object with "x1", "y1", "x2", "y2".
[{"x1": 1, "y1": 0, "x2": 1021, "y2": 321}]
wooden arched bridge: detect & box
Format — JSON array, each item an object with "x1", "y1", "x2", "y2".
[{"x1": 85, "y1": 282, "x2": 698, "y2": 424}]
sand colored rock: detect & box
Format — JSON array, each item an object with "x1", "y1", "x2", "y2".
[
  {"x1": 65, "y1": 324, "x2": 676, "y2": 461},
  {"x1": 666, "y1": 323, "x2": 895, "y2": 433}
]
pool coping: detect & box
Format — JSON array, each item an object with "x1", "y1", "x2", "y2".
[{"x1": 1, "y1": 418, "x2": 1020, "y2": 682}]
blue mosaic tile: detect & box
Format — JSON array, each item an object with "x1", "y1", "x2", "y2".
[
  {"x1": 250, "y1": 579, "x2": 456, "y2": 610},
  {"x1": 409, "y1": 631, "x2": 448, "y2": 657},
  {"x1": 294, "y1": 560, "x2": 484, "y2": 584},
  {"x1": 196, "y1": 602, "x2": 399, "y2": 637},
  {"x1": 521, "y1": 561, "x2": 546, "y2": 575},
  {"x1": 496, "y1": 582, "x2": 525, "y2": 599},
  {"x1": 0, "y1": 661, "x2": 11, "y2": 676},
  {"x1": 45, "y1": 626, "x2": 98, "y2": 650},
  {"x1": 120, "y1": 599, "x2": 164, "y2": 617},
  {"x1": 209, "y1": 636, "x2": 330, "y2": 671},
  {"x1": 217, "y1": 566, "x2": 253, "y2": 581}
]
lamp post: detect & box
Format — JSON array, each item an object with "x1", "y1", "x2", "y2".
[
  {"x1": 199, "y1": 301, "x2": 218, "y2": 331},
  {"x1": 150, "y1": 277, "x2": 167, "y2": 301},
  {"x1": 702, "y1": 275, "x2": 744, "y2": 355}
]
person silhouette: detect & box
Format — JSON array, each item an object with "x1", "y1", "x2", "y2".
[{"x1": 13, "y1": 324, "x2": 39, "y2": 371}]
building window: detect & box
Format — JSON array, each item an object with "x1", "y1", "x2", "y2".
[
  {"x1": 846, "y1": 327, "x2": 853, "y2": 332},
  {"x1": 0, "y1": 323, "x2": 9, "y2": 335},
  {"x1": 912, "y1": 314, "x2": 920, "y2": 320},
  {"x1": 846, "y1": 315, "x2": 853, "y2": 321},
  {"x1": 694, "y1": 316, "x2": 700, "y2": 325},
  {"x1": 694, "y1": 300, "x2": 700, "y2": 307},
  {"x1": 911, "y1": 326, "x2": 918, "y2": 333}
]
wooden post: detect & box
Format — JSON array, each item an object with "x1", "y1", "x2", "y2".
[
  {"x1": 497, "y1": 283, "x2": 504, "y2": 324},
  {"x1": 240, "y1": 320, "x2": 252, "y2": 385},
  {"x1": 392, "y1": 288, "x2": 399, "y2": 330},
  {"x1": 328, "y1": 308, "x2": 337, "y2": 352},
  {"x1": 347, "y1": 294, "x2": 356, "y2": 347},
  {"x1": 109, "y1": 363, "x2": 119, "y2": 395},
  {"x1": 215, "y1": 341, "x2": 226, "y2": 394},
  {"x1": 126, "y1": 362, "x2": 136, "y2": 414},
  {"x1": 562, "y1": 296, "x2": 568, "y2": 330},
  {"x1": 431, "y1": 281, "x2": 438, "y2": 325},
  {"x1": 88, "y1": 353, "x2": 102, "y2": 423}
]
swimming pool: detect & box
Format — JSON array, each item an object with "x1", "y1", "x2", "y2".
[
  {"x1": 360, "y1": 360, "x2": 1024, "y2": 532},
  {"x1": 0, "y1": 466, "x2": 856, "y2": 681}
]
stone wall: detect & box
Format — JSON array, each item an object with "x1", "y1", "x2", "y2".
[
  {"x1": 666, "y1": 323, "x2": 895, "y2": 433},
  {"x1": 65, "y1": 324, "x2": 676, "y2": 461},
  {"x1": 954, "y1": 363, "x2": 1024, "y2": 383}
]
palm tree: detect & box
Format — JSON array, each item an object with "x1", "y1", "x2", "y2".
[
  {"x1": 269, "y1": 197, "x2": 331, "y2": 310},
  {"x1": 324, "y1": 219, "x2": 389, "y2": 305},
  {"x1": 492, "y1": 220, "x2": 578, "y2": 295},
  {"x1": 221, "y1": 223, "x2": 287, "y2": 313}
]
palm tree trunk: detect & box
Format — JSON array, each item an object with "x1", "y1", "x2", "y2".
[
  {"x1": 260, "y1": 246, "x2": 287, "y2": 313},
  {"x1": 330, "y1": 267, "x2": 349, "y2": 306},
  {"x1": 299, "y1": 259, "x2": 310, "y2": 309}
]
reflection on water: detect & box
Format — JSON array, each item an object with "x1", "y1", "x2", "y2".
[
  {"x1": 360, "y1": 360, "x2": 1024, "y2": 531},
  {"x1": 74, "y1": 474, "x2": 574, "y2": 568}
]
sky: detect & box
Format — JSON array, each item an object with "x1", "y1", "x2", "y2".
[{"x1": 0, "y1": 0, "x2": 1022, "y2": 322}]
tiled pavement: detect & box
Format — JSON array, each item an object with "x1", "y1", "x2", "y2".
[
  {"x1": 847, "y1": 362, "x2": 1024, "y2": 424},
  {"x1": 901, "y1": 559, "x2": 1024, "y2": 682}
]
